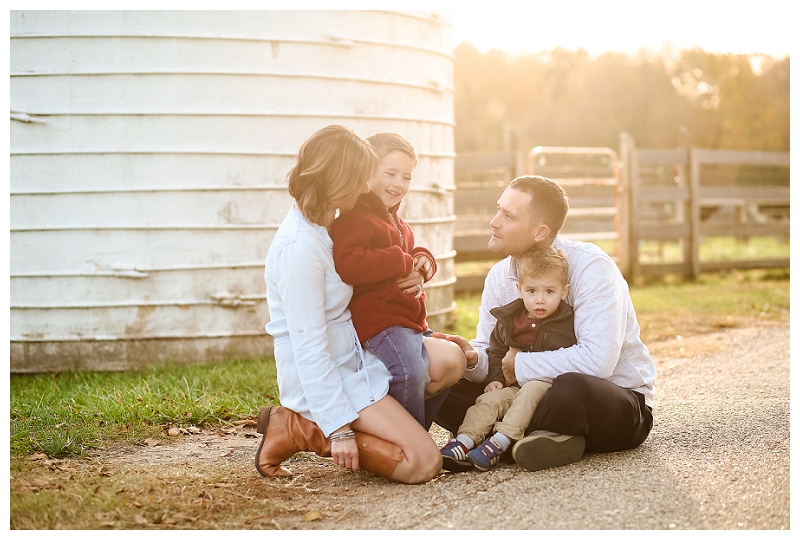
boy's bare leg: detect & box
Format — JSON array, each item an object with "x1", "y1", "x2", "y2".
[{"x1": 423, "y1": 337, "x2": 467, "y2": 396}]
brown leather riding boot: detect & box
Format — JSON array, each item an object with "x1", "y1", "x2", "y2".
[
  {"x1": 255, "y1": 406, "x2": 332, "y2": 478},
  {"x1": 353, "y1": 431, "x2": 404, "y2": 479}
]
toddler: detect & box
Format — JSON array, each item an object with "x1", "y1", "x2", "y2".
[{"x1": 440, "y1": 246, "x2": 577, "y2": 471}]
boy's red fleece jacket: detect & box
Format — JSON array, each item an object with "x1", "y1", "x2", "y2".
[{"x1": 329, "y1": 191, "x2": 437, "y2": 343}]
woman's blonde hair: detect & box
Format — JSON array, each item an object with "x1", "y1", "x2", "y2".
[{"x1": 288, "y1": 125, "x2": 378, "y2": 227}]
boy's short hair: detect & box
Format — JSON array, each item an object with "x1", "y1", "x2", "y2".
[
  {"x1": 518, "y1": 245, "x2": 569, "y2": 285},
  {"x1": 366, "y1": 132, "x2": 418, "y2": 162},
  {"x1": 509, "y1": 175, "x2": 570, "y2": 241}
]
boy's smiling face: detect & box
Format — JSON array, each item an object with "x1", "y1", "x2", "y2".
[{"x1": 368, "y1": 150, "x2": 416, "y2": 209}]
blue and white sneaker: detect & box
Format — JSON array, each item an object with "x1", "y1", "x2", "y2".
[
  {"x1": 466, "y1": 437, "x2": 506, "y2": 471},
  {"x1": 440, "y1": 439, "x2": 474, "y2": 472}
]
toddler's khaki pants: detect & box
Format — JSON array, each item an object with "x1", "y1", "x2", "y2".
[{"x1": 458, "y1": 380, "x2": 551, "y2": 444}]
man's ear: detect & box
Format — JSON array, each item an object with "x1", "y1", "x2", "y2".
[{"x1": 533, "y1": 224, "x2": 550, "y2": 243}]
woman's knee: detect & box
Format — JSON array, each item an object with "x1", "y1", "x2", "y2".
[
  {"x1": 399, "y1": 442, "x2": 442, "y2": 483},
  {"x1": 355, "y1": 396, "x2": 441, "y2": 483}
]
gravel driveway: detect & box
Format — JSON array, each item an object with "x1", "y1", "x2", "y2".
[{"x1": 103, "y1": 323, "x2": 790, "y2": 529}]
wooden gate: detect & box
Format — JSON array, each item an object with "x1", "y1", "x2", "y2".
[{"x1": 453, "y1": 146, "x2": 623, "y2": 289}]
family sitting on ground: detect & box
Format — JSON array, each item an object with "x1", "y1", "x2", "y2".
[{"x1": 255, "y1": 125, "x2": 656, "y2": 484}]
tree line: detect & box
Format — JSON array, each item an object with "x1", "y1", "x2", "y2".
[{"x1": 453, "y1": 42, "x2": 790, "y2": 153}]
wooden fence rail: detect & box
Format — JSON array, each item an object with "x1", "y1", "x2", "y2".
[{"x1": 454, "y1": 134, "x2": 789, "y2": 290}]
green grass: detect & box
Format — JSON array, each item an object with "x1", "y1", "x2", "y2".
[
  {"x1": 629, "y1": 268, "x2": 789, "y2": 342},
  {"x1": 10, "y1": 357, "x2": 279, "y2": 459},
  {"x1": 637, "y1": 236, "x2": 789, "y2": 264},
  {"x1": 9, "y1": 268, "x2": 789, "y2": 461}
]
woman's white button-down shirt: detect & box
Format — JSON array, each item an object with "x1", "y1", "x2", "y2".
[{"x1": 265, "y1": 206, "x2": 391, "y2": 436}]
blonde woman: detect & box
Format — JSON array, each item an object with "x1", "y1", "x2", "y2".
[{"x1": 257, "y1": 125, "x2": 464, "y2": 484}]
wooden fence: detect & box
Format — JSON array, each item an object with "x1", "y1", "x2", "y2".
[
  {"x1": 453, "y1": 134, "x2": 790, "y2": 290},
  {"x1": 620, "y1": 133, "x2": 790, "y2": 280}
]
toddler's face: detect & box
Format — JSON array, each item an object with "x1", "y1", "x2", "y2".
[
  {"x1": 368, "y1": 150, "x2": 416, "y2": 209},
  {"x1": 516, "y1": 271, "x2": 570, "y2": 320}
]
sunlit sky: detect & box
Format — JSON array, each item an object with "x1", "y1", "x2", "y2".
[
  {"x1": 7, "y1": 2, "x2": 795, "y2": 59},
  {"x1": 449, "y1": 0, "x2": 792, "y2": 58}
]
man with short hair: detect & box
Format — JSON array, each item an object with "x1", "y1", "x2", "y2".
[{"x1": 433, "y1": 175, "x2": 656, "y2": 472}]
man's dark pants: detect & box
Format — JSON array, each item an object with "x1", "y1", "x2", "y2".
[{"x1": 431, "y1": 372, "x2": 653, "y2": 453}]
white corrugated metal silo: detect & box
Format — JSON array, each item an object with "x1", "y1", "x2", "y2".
[{"x1": 10, "y1": 10, "x2": 455, "y2": 372}]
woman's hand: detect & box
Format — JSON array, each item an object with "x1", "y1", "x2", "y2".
[
  {"x1": 397, "y1": 269, "x2": 424, "y2": 299},
  {"x1": 331, "y1": 438, "x2": 360, "y2": 470},
  {"x1": 484, "y1": 380, "x2": 504, "y2": 393},
  {"x1": 330, "y1": 425, "x2": 360, "y2": 470}
]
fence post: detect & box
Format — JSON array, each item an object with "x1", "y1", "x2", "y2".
[
  {"x1": 618, "y1": 132, "x2": 633, "y2": 280},
  {"x1": 626, "y1": 133, "x2": 641, "y2": 282},
  {"x1": 689, "y1": 146, "x2": 701, "y2": 278}
]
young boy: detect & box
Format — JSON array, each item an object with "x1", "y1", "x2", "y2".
[
  {"x1": 330, "y1": 133, "x2": 456, "y2": 427},
  {"x1": 439, "y1": 245, "x2": 578, "y2": 471}
]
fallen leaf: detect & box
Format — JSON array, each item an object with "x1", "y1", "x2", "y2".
[
  {"x1": 168, "y1": 428, "x2": 180, "y2": 437},
  {"x1": 187, "y1": 426, "x2": 201, "y2": 434},
  {"x1": 303, "y1": 510, "x2": 323, "y2": 522},
  {"x1": 28, "y1": 453, "x2": 50, "y2": 462},
  {"x1": 144, "y1": 438, "x2": 160, "y2": 447},
  {"x1": 234, "y1": 419, "x2": 257, "y2": 426},
  {"x1": 134, "y1": 515, "x2": 148, "y2": 525}
]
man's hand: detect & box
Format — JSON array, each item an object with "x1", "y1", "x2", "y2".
[
  {"x1": 501, "y1": 347, "x2": 520, "y2": 385},
  {"x1": 484, "y1": 380, "x2": 504, "y2": 393},
  {"x1": 430, "y1": 332, "x2": 478, "y2": 369}
]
